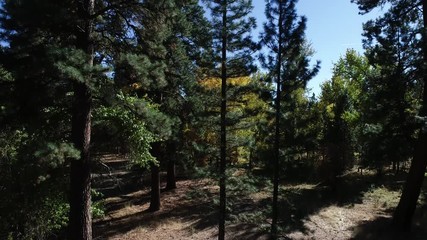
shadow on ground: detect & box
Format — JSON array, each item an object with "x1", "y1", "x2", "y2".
[
  {"x1": 93, "y1": 179, "x2": 218, "y2": 239},
  {"x1": 270, "y1": 171, "x2": 409, "y2": 235},
  {"x1": 93, "y1": 156, "x2": 423, "y2": 239},
  {"x1": 93, "y1": 155, "x2": 272, "y2": 239},
  {"x1": 351, "y1": 188, "x2": 427, "y2": 240},
  {"x1": 351, "y1": 215, "x2": 427, "y2": 240}
]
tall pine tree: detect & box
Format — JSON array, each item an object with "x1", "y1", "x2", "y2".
[
  {"x1": 353, "y1": 0, "x2": 427, "y2": 231},
  {"x1": 361, "y1": 12, "x2": 419, "y2": 175},
  {"x1": 260, "y1": 0, "x2": 319, "y2": 236},
  {"x1": 203, "y1": 0, "x2": 257, "y2": 239}
]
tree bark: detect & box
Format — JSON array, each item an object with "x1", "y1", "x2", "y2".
[
  {"x1": 149, "y1": 163, "x2": 161, "y2": 211},
  {"x1": 219, "y1": 1, "x2": 227, "y2": 239},
  {"x1": 69, "y1": 0, "x2": 94, "y2": 239},
  {"x1": 248, "y1": 149, "x2": 253, "y2": 170},
  {"x1": 149, "y1": 142, "x2": 162, "y2": 212},
  {"x1": 166, "y1": 142, "x2": 177, "y2": 190},
  {"x1": 392, "y1": 135, "x2": 427, "y2": 231},
  {"x1": 166, "y1": 159, "x2": 176, "y2": 189},
  {"x1": 271, "y1": 1, "x2": 284, "y2": 238},
  {"x1": 392, "y1": 0, "x2": 427, "y2": 231}
]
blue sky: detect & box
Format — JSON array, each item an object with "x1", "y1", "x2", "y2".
[{"x1": 251, "y1": 0, "x2": 384, "y2": 96}]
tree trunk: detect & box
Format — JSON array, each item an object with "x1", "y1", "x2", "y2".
[
  {"x1": 392, "y1": 0, "x2": 427, "y2": 231},
  {"x1": 149, "y1": 163, "x2": 161, "y2": 211},
  {"x1": 219, "y1": 1, "x2": 227, "y2": 239},
  {"x1": 166, "y1": 159, "x2": 176, "y2": 189},
  {"x1": 69, "y1": 0, "x2": 94, "y2": 239},
  {"x1": 271, "y1": 2, "x2": 284, "y2": 238},
  {"x1": 69, "y1": 140, "x2": 92, "y2": 240},
  {"x1": 248, "y1": 149, "x2": 253, "y2": 170},
  {"x1": 166, "y1": 142, "x2": 177, "y2": 190},
  {"x1": 392, "y1": 134, "x2": 427, "y2": 231},
  {"x1": 149, "y1": 142, "x2": 162, "y2": 212}
]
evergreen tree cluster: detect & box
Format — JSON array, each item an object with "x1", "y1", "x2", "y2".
[{"x1": 0, "y1": 0, "x2": 427, "y2": 239}]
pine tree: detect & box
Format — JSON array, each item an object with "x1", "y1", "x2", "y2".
[
  {"x1": 203, "y1": 0, "x2": 257, "y2": 238},
  {"x1": 361, "y1": 14, "x2": 418, "y2": 175},
  {"x1": 260, "y1": 0, "x2": 319, "y2": 236},
  {"x1": 0, "y1": 0, "x2": 171, "y2": 238},
  {"x1": 111, "y1": 0, "x2": 212, "y2": 210},
  {"x1": 0, "y1": 0, "x2": 99, "y2": 238},
  {"x1": 68, "y1": 0, "x2": 95, "y2": 238},
  {"x1": 160, "y1": 0, "x2": 212, "y2": 191},
  {"x1": 353, "y1": 0, "x2": 427, "y2": 231},
  {"x1": 111, "y1": 0, "x2": 175, "y2": 212}
]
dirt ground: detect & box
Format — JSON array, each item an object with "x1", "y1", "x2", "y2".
[
  {"x1": 92, "y1": 155, "x2": 427, "y2": 240},
  {"x1": 94, "y1": 179, "x2": 269, "y2": 240}
]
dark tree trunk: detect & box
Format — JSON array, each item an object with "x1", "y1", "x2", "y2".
[
  {"x1": 271, "y1": 2, "x2": 284, "y2": 238},
  {"x1": 69, "y1": 138, "x2": 92, "y2": 240},
  {"x1": 166, "y1": 142, "x2": 177, "y2": 190},
  {"x1": 392, "y1": 0, "x2": 427, "y2": 231},
  {"x1": 392, "y1": 134, "x2": 427, "y2": 231},
  {"x1": 219, "y1": 1, "x2": 227, "y2": 239},
  {"x1": 69, "y1": 0, "x2": 94, "y2": 239},
  {"x1": 149, "y1": 163, "x2": 161, "y2": 211},
  {"x1": 149, "y1": 142, "x2": 162, "y2": 212},
  {"x1": 248, "y1": 149, "x2": 253, "y2": 170},
  {"x1": 166, "y1": 159, "x2": 176, "y2": 189}
]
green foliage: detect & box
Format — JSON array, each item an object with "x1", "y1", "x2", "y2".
[
  {"x1": 357, "y1": 1, "x2": 422, "y2": 171},
  {"x1": 320, "y1": 77, "x2": 354, "y2": 172},
  {"x1": 185, "y1": 0, "x2": 259, "y2": 172},
  {"x1": 0, "y1": 8, "x2": 77, "y2": 232},
  {"x1": 0, "y1": 128, "x2": 71, "y2": 239},
  {"x1": 227, "y1": 169, "x2": 263, "y2": 196},
  {"x1": 231, "y1": 209, "x2": 268, "y2": 226},
  {"x1": 3, "y1": 0, "x2": 426, "y2": 237},
  {"x1": 204, "y1": 0, "x2": 258, "y2": 78},
  {"x1": 91, "y1": 189, "x2": 105, "y2": 219},
  {"x1": 319, "y1": 50, "x2": 372, "y2": 179},
  {"x1": 34, "y1": 142, "x2": 80, "y2": 170},
  {"x1": 261, "y1": 0, "x2": 321, "y2": 178},
  {"x1": 1, "y1": 0, "x2": 203, "y2": 238},
  {"x1": 115, "y1": 53, "x2": 167, "y2": 90},
  {"x1": 51, "y1": 47, "x2": 92, "y2": 83},
  {"x1": 227, "y1": 75, "x2": 273, "y2": 166},
  {"x1": 50, "y1": 47, "x2": 108, "y2": 89},
  {"x1": 0, "y1": 64, "x2": 13, "y2": 82},
  {"x1": 118, "y1": 93, "x2": 173, "y2": 141},
  {"x1": 31, "y1": 196, "x2": 69, "y2": 237},
  {"x1": 0, "y1": 129, "x2": 26, "y2": 160},
  {"x1": 226, "y1": 170, "x2": 271, "y2": 226},
  {"x1": 94, "y1": 97, "x2": 157, "y2": 168},
  {"x1": 261, "y1": 0, "x2": 320, "y2": 87}
]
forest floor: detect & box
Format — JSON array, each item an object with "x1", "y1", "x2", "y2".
[{"x1": 92, "y1": 154, "x2": 427, "y2": 240}]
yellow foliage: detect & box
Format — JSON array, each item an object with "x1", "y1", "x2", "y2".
[
  {"x1": 205, "y1": 131, "x2": 217, "y2": 143},
  {"x1": 131, "y1": 82, "x2": 142, "y2": 89},
  {"x1": 229, "y1": 76, "x2": 250, "y2": 86},
  {"x1": 121, "y1": 82, "x2": 143, "y2": 94},
  {"x1": 183, "y1": 123, "x2": 191, "y2": 133},
  {"x1": 326, "y1": 103, "x2": 335, "y2": 118},
  {"x1": 199, "y1": 76, "x2": 251, "y2": 90}
]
